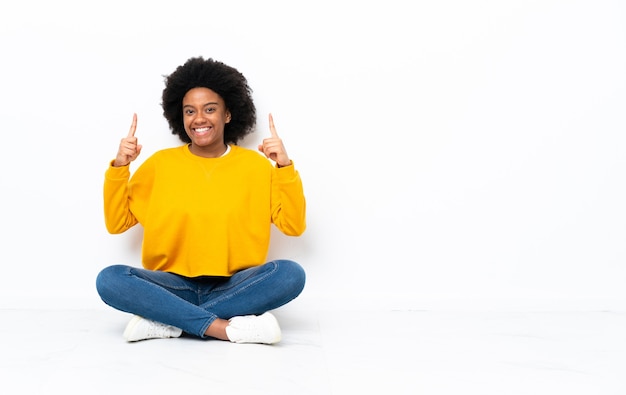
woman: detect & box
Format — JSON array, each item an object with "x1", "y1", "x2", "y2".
[{"x1": 96, "y1": 57, "x2": 306, "y2": 344}]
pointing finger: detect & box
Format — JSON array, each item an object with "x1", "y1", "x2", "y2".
[
  {"x1": 268, "y1": 113, "x2": 278, "y2": 138},
  {"x1": 127, "y1": 113, "x2": 138, "y2": 138}
]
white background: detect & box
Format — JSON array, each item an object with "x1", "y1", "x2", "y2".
[{"x1": 0, "y1": 0, "x2": 624, "y2": 312}]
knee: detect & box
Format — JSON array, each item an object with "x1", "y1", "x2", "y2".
[
  {"x1": 95, "y1": 264, "x2": 128, "y2": 301},
  {"x1": 276, "y1": 259, "x2": 306, "y2": 295}
]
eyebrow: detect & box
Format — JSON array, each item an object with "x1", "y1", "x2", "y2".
[{"x1": 183, "y1": 102, "x2": 220, "y2": 108}]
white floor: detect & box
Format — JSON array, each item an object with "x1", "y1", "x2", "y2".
[{"x1": 1, "y1": 305, "x2": 626, "y2": 394}]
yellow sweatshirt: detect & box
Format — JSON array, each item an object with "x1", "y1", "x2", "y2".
[{"x1": 103, "y1": 144, "x2": 306, "y2": 277}]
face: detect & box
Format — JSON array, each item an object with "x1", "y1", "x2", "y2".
[{"x1": 182, "y1": 87, "x2": 231, "y2": 156}]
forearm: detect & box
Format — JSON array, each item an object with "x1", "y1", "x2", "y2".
[{"x1": 103, "y1": 163, "x2": 137, "y2": 233}]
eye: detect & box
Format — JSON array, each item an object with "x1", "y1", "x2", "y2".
[
  {"x1": 205, "y1": 107, "x2": 216, "y2": 114},
  {"x1": 184, "y1": 108, "x2": 195, "y2": 116}
]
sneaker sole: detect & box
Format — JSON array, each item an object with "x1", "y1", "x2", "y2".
[
  {"x1": 123, "y1": 315, "x2": 144, "y2": 342},
  {"x1": 260, "y1": 312, "x2": 282, "y2": 344}
]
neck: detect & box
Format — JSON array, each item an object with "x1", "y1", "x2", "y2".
[{"x1": 188, "y1": 143, "x2": 228, "y2": 158}]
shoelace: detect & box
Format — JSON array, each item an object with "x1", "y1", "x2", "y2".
[{"x1": 145, "y1": 321, "x2": 177, "y2": 338}]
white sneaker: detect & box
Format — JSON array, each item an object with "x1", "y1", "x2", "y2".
[
  {"x1": 123, "y1": 315, "x2": 183, "y2": 342},
  {"x1": 225, "y1": 312, "x2": 282, "y2": 344}
]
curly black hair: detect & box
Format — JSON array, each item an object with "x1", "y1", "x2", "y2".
[{"x1": 161, "y1": 57, "x2": 256, "y2": 145}]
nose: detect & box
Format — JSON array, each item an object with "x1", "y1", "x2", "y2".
[{"x1": 192, "y1": 113, "x2": 207, "y2": 125}]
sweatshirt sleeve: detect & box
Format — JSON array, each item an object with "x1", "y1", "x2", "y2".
[
  {"x1": 270, "y1": 161, "x2": 306, "y2": 236},
  {"x1": 103, "y1": 161, "x2": 138, "y2": 234}
]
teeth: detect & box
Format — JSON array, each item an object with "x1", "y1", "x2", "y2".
[{"x1": 195, "y1": 127, "x2": 209, "y2": 133}]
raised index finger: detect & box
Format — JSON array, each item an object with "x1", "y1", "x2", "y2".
[
  {"x1": 268, "y1": 113, "x2": 278, "y2": 138},
  {"x1": 127, "y1": 113, "x2": 138, "y2": 137}
]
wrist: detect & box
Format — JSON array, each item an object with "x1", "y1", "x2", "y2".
[{"x1": 112, "y1": 159, "x2": 129, "y2": 167}]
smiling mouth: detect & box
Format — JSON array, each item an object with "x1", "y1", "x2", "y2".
[{"x1": 194, "y1": 127, "x2": 210, "y2": 135}]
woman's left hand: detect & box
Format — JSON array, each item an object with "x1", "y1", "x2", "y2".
[{"x1": 258, "y1": 113, "x2": 292, "y2": 167}]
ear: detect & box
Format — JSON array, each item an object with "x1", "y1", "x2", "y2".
[{"x1": 226, "y1": 111, "x2": 232, "y2": 123}]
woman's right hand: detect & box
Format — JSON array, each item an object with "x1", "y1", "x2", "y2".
[{"x1": 113, "y1": 113, "x2": 142, "y2": 167}]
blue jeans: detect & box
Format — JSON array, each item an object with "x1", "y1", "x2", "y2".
[{"x1": 95, "y1": 260, "x2": 305, "y2": 338}]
